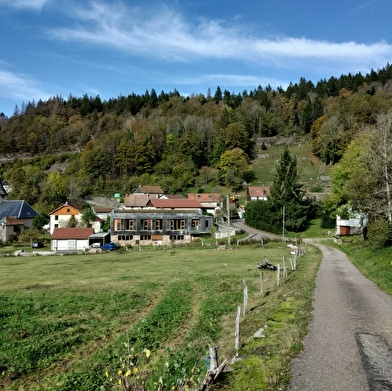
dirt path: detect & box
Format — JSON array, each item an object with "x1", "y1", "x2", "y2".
[{"x1": 288, "y1": 242, "x2": 392, "y2": 391}]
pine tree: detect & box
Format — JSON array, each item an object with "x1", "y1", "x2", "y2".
[{"x1": 269, "y1": 147, "x2": 311, "y2": 232}]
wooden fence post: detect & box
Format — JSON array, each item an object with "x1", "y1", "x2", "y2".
[
  {"x1": 235, "y1": 305, "x2": 241, "y2": 352},
  {"x1": 260, "y1": 271, "x2": 264, "y2": 298},
  {"x1": 209, "y1": 346, "x2": 219, "y2": 370},
  {"x1": 277, "y1": 264, "x2": 280, "y2": 287},
  {"x1": 242, "y1": 280, "x2": 248, "y2": 316}
]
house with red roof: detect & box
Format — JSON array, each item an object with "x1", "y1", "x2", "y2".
[
  {"x1": 0, "y1": 216, "x2": 24, "y2": 243},
  {"x1": 110, "y1": 194, "x2": 212, "y2": 246},
  {"x1": 51, "y1": 227, "x2": 94, "y2": 252},
  {"x1": 246, "y1": 186, "x2": 270, "y2": 201},
  {"x1": 0, "y1": 200, "x2": 40, "y2": 243},
  {"x1": 187, "y1": 193, "x2": 224, "y2": 215},
  {"x1": 147, "y1": 198, "x2": 204, "y2": 211},
  {"x1": 49, "y1": 202, "x2": 103, "y2": 234}
]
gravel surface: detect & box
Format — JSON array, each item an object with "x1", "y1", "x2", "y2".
[{"x1": 288, "y1": 242, "x2": 392, "y2": 391}]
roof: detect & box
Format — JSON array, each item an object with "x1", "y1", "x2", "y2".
[
  {"x1": 93, "y1": 207, "x2": 115, "y2": 213},
  {"x1": 0, "y1": 200, "x2": 39, "y2": 219},
  {"x1": 160, "y1": 194, "x2": 186, "y2": 199},
  {"x1": 148, "y1": 198, "x2": 203, "y2": 209},
  {"x1": 187, "y1": 193, "x2": 223, "y2": 202},
  {"x1": 247, "y1": 186, "x2": 270, "y2": 198},
  {"x1": 49, "y1": 202, "x2": 83, "y2": 215},
  {"x1": 0, "y1": 216, "x2": 25, "y2": 226},
  {"x1": 89, "y1": 232, "x2": 110, "y2": 239},
  {"x1": 133, "y1": 185, "x2": 164, "y2": 195},
  {"x1": 51, "y1": 227, "x2": 94, "y2": 240},
  {"x1": 124, "y1": 194, "x2": 150, "y2": 207}
]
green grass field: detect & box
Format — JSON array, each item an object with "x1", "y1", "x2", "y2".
[
  {"x1": 251, "y1": 142, "x2": 333, "y2": 189},
  {"x1": 0, "y1": 242, "x2": 321, "y2": 391}
]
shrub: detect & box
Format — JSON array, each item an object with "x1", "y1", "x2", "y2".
[{"x1": 367, "y1": 219, "x2": 392, "y2": 249}]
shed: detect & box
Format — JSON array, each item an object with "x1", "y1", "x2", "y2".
[{"x1": 51, "y1": 227, "x2": 94, "y2": 252}]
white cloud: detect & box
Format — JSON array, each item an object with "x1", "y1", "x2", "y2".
[
  {"x1": 0, "y1": 68, "x2": 50, "y2": 102},
  {"x1": 50, "y1": 1, "x2": 392, "y2": 72},
  {"x1": 0, "y1": 0, "x2": 51, "y2": 10}
]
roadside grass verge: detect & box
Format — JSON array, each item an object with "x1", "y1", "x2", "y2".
[
  {"x1": 211, "y1": 245, "x2": 321, "y2": 391},
  {"x1": 0, "y1": 242, "x2": 321, "y2": 390},
  {"x1": 334, "y1": 238, "x2": 392, "y2": 296}
]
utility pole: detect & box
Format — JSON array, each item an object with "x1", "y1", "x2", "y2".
[
  {"x1": 282, "y1": 205, "x2": 285, "y2": 242},
  {"x1": 227, "y1": 194, "x2": 231, "y2": 245}
]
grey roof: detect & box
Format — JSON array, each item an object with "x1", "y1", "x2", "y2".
[{"x1": 0, "y1": 200, "x2": 40, "y2": 219}]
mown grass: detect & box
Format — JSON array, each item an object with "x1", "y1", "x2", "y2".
[{"x1": 0, "y1": 242, "x2": 321, "y2": 390}]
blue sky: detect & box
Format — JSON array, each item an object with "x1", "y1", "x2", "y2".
[{"x1": 1, "y1": 0, "x2": 392, "y2": 116}]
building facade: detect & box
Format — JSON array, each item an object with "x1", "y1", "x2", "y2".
[{"x1": 110, "y1": 209, "x2": 213, "y2": 246}]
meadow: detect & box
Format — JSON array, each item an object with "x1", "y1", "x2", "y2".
[{"x1": 0, "y1": 241, "x2": 321, "y2": 391}]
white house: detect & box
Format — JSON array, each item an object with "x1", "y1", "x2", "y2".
[
  {"x1": 49, "y1": 202, "x2": 102, "y2": 234},
  {"x1": 336, "y1": 213, "x2": 368, "y2": 235},
  {"x1": 51, "y1": 227, "x2": 94, "y2": 252}
]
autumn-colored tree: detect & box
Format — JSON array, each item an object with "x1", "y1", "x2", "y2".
[{"x1": 218, "y1": 148, "x2": 249, "y2": 191}]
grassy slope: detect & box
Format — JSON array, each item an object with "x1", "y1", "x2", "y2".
[
  {"x1": 251, "y1": 142, "x2": 332, "y2": 189},
  {"x1": 330, "y1": 238, "x2": 392, "y2": 296},
  {"x1": 0, "y1": 242, "x2": 321, "y2": 391}
]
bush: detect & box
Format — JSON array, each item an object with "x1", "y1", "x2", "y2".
[{"x1": 367, "y1": 219, "x2": 392, "y2": 249}]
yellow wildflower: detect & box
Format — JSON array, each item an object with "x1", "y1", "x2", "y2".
[
  {"x1": 105, "y1": 371, "x2": 109, "y2": 378},
  {"x1": 118, "y1": 379, "x2": 122, "y2": 385},
  {"x1": 125, "y1": 370, "x2": 131, "y2": 377},
  {"x1": 133, "y1": 367, "x2": 139, "y2": 374},
  {"x1": 143, "y1": 348, "x2": 151, "y2": 358},
  {"x1": 117, "y1": 369, "x2": 122, "y2": 375}
]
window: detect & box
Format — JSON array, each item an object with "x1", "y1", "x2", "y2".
[
  {"x1": 142, "y1": 219, "x2": 152, "y2": 230},
  {"x1": 155, "y1": 219, "x2": 163, "y2": 230},
  {"x1": 118, "y1": 235, "x2": 133, "y2": 240},
  {"x1": 114, "y1": 219, "x2": 121, "y2": 231},
  {"x1": 205, "y1": 220, "x2": 209, "y2": 228},
  {"x1": 192, "y1": 219, "x2": 200, "y2": 228},
  {"x1": 170, "y1": 219, "x2": 185, "y2": 230},
  {"x1": 141, "y1": 235, "x2": 151, "y2": 240},
  {"x1": 55, "y1": 215, "x2": 59, "y2": 221},
  {"x1": 128, "y1": 220, "x2": 134, "y2": 230},
  {"x1": 67, "y1": 208, "x2": 70, "y2": 213},
  {"x1": 170, "y1": 235, "x2": 184, "y2": 240}
]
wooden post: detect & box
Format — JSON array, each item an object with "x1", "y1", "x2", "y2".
[
  {"x1": 260, "y1": 271, "x2": 264, "y2": 297},
  {"x1": 235, "y1": 306, "x2": 241, "y2": 352},
  {"x1": 283, "y1": 256, "x2": 286, "y2": 279},
  {"x1": 289, "y1": 257, "x2": 294, "y2": 271},
  {"x1": 277, "y1": 264, "x2": 280, "y2": 287},
  {"x1": 242, "y1": 280, "x2": 248, "y2": 316},
  {"x1": 209, "y1": 346, "x2": 219, "y2": 370},
  {"x1": 198, "y1": 346, "x2": 227, "y2": 391}
]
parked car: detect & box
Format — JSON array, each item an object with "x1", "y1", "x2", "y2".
[
  {"x1": 91, "y1": 242, "x2": 101, "y2": 248},
  {"x1": 101, "y1": 242, "x2": 118, "y2": 251},
  {"x1": 32, "y1": 242, "x2": 44, "y2": 248}
]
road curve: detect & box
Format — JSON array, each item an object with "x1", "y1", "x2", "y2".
[{"x1": 288, "y1": 242, "x2": 392, "y2": 391}]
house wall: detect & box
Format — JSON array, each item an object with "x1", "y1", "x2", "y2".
[
  {"x1": 50, "y1": 207, "x2": 101, "y2": 234},
  {"x1": 51, "y1": 239, "x2": 90, "y2": 252},
  {"x1": 0, "y1": 224, "x2": 24, "y2": 243},
  {"x1": 110, "y1": 211, "x2": 213, "y2": 246}
]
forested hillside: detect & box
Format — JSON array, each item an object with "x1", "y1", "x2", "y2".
[{"x1": 1, "y1": 63, "x2": 392, "y2": 216}]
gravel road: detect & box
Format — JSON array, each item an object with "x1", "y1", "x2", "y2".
[{"x1": 288, "y1": 242, "x2": 392, "y2": 391}]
